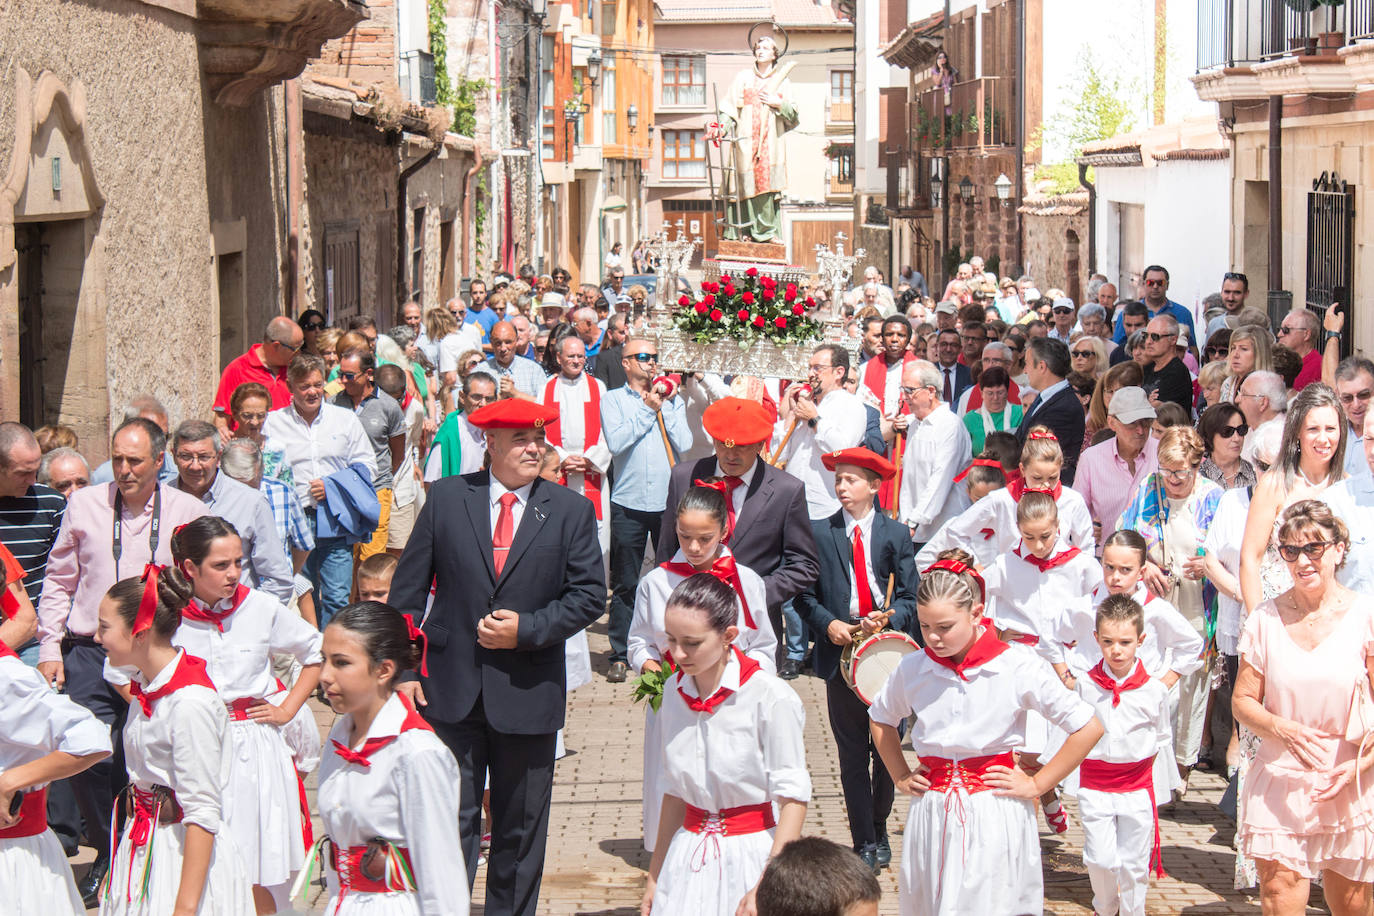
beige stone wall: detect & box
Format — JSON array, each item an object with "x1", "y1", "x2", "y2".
[
  {"x1": 315, "y1": 0, "x2": 397, "y2": 88},
  {"x1": 1022, "y1": 208, "x2": 1090, "y2": 302}
]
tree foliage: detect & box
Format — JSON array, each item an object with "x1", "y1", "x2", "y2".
[{"x1": 1048, "y1": 49, "x2": 1137, "y2": 157}]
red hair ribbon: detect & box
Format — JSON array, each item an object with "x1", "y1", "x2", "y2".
[
  {"x1": 402, "y1": 614, "x2": 429, "y2": 677},
  {"x1": 922, "y1": 558, "x2": 986, "y2": 604},
  {"x1": 173, "y1": 523, "x2": 190, "y2": 538},
  {"x1": 952, "y1": 458, "x2": 1005, "y2": 483},
  {"x1": 692, "y1": 478, "x2": 729, "y2": 496},
  {"x1": 133, "y1": 564, "x2": 165, "y2": 636},
  {"x1": 1028, "y1": 429, "x2": 1059, "y2": 441}
]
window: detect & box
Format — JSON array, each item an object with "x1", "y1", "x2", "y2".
[
  {"x1": 663, "y1": 129, "x2": 706, "y2": 180},
  {"x1": 601, "y1": 0, "x2": 616, "y2": 37},
  {"x1": 829, "y1": 148, "x2": 854, "y2": 193},
  {"x1": 829, "y1": 70, "x2": 854, "y2": 123},
  {"x1": 602, "y1": 51, "x2": 617, "y2": 145},
  {"x1": 411, "y1": 207, "x2": 425, "y2": 304},
  {"x1": 541, "y1": 36, "x2": 556, "y2": 160},
  {"x1": 662, "y1": 55, "x2": 706, "y2": 107}
]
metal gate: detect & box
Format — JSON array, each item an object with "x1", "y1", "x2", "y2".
[{"x1": 1305, "y1": 172, "x2": 1355, "y2": 360}]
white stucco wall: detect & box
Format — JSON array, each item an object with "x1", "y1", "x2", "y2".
[{"x1": 854, "y1": 0, "x2": 918, "y2": 193}]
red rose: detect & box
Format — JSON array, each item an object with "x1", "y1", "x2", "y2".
[
  {"x1": 762, "y1": 289, "x2": 776, "y2": 301},
  {"x1": 792, "y1": 303, "x2": 805, "y2": 316},
  {"x1": 737, "y1": 309, "x2": 750, "y2": 322},
  {"x1": 773, "y1": 315, "x2": 787, "y2": 328},
  {"x1": 761, "y1": 275, "x2": 776, "y2": 289},
  {"x1": 695, "y1": 302, "x2": 708, "y2": 314},
  {"x1": 786, "y1": 283, "x2": 798, "y2": 297},
  {"x1": 703, "y1": 293, "x2": 716, "y2": 306},
  {"x1": 742, "y1": 291, "x2": 755, "y2": 305},
  {"x1": 745, "y1": 267, "x2": 759, "y2": 278},
  {"x1": 710, "y1": 309, "x2": 723, "y2": 322},
  {"x1": 805, "y1": 297, "x2": 816, "y2": 308},
  {"x1": 723, "y1": 283, "x2": 736, "y2": 296},
  {"x1": 679, "y1": 295, "x2": 690, "y2": 307},
  {"x1": 753, "y1": 314, "x2": 766, "y2": 328}
]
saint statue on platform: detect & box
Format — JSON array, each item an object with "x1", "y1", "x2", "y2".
[{"x1": 707, "y1": 30, "x2": 797, "y2": 244}]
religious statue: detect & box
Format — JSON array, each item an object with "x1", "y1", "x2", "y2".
[{"x1": 707, "y1": 28, "x2": 797, "y2": 244}]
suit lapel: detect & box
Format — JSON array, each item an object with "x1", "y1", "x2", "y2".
[
  {"x1": 465, "y1": 471, "x2": 497, "y2": 582},
  {"x1": 829, "y1": 515, "x2": 853, "y2": 598},
  {"x1": 732, "y1": 460, "x2": 773, "y2": 543},
  {"x1": 497, "y1": 479, "x2": 551, "y2": 587}
]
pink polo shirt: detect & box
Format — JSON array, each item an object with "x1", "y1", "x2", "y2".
[
  {"x1": 37, "y1": 482, "x2": 208, "y2": 663},
  {"x1": 1072, "y1": 435, "x2": 1160, "y2": 549}
]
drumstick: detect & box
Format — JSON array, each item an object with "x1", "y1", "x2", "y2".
[
  {"x1": 769, "y1": 418, "x2": 799, "y2": 467},
  {"x1": 850, "y1": 608, "x2": 895, "y2": 639},
  {"x1": 885, "y1": 572, "x2": 895, "y2": 608}
]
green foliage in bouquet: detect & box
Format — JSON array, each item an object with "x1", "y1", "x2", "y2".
[
  {"x1": 631, "y1": 660, "x2": 677, "y2": 712},
  {"x1": 672, "y1": 267, "x2": 823, "y2": 347}
]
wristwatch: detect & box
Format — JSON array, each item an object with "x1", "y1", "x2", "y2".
[{"x1": 1326, "y1": 329, "x2": 1342, "y2": 343}]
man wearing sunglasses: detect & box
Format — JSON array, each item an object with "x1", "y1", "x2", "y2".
[
  {"x1": 212, "y1": 316, "x2": 303, "y2": 439},
  {"x1": 1319, "y1": 407, "x2": 1374, "y2": 592},
  {"x1": 1140, "y1": 314, "x2": 1194, "y2": 414},
  {"x1": 1047, "y1": 297, "x2": 1076, "y2": 343},
  {"x1": 1111, "y1": 264, "x2": 1195, "y2": 346},
  {"x1": 1277, "y1": 308, "x2": 1323, "y2": 390}
]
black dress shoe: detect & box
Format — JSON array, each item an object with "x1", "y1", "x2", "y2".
[
  {"x1": 607, "y1": 660, "x2": 629, "y2": 683},
  {"x1": 875, "y1": 834, "x2": 892, "y2": 868},
  {"x1": 856, "y1": 843, "x2": 880, "y2": 875},
  {"x1": 779, "y1": 658, "x2": 801, "y2": 680},
  {"x1": 79, "y1": 851, "x2": 109, "y2": 909}
]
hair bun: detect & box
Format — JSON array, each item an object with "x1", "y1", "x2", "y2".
[{"x1": 157, "y1": 566, "x2": 195, "y2": 615}]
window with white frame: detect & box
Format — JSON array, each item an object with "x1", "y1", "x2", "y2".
[
  {"x1": 662, "y1": 129, "x2": 706, "y2": 179},
  {"x1": 662, "y1": 56, "x2": 706, "y2": 107}
]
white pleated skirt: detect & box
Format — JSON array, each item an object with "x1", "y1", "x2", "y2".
[
  {"x1": 100, "y1": 819, "x2": 255, "y2": 916},
  {"x1": 323, "y1": 888, "x2": 424, "y2": 915},
  {"x1": 651, "y1": 826, "x2": 774, "y2": 916},
  {"x1": 224, "y1": 716, "x2": 306, "y2": 888},
  {"x1": 0, "y1": 829, "x2": 86, "y2": 916},
  {"x1": 899, "y1": 789, "x2": 1043, "y2": 916}
]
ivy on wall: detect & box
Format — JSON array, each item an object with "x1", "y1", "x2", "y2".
[{"x1": 429, "y1": 0, "x2": 453, "y2": 108}]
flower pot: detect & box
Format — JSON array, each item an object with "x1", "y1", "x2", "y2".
[
  {"x1": 1318, "y1": 31, "x2": 1345, "y2": 56},
  {"x1": 1289, "y1": 36, "x2": 1318, "y2": 56}
]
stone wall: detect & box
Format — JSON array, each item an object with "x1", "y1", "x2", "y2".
[
  {"x1": 314, "y1": 0, "x2": 397, "y2": 88},
  {"x1": 1021, "y1": 197, "x2": 1090, "y2": 304}
]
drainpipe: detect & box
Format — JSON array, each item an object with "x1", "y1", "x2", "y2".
[
  {"x1": 461, "y1": 149, "x2": 487, "y2": 281},
  {"x1": 1077, "y1": 162, "x2": 1096, "y2": 275},
  {"x1": 1267, "y1": 95, "x2": 1282, "y2": 292},
  {"x1": 398, "y1": 141, "x2": 441, "y2": 310},
  {"x1": 1014, "y1": 0, "x2": 1025, "y2": 271}
]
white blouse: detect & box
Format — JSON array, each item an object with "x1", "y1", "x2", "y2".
[
  {"x1": 927, "y1": 486, "x2": 1097, "y2": 567},
  {"x1": 123, "y1": 651, "x2": 233, "y2": 834},
  {"x1": 0, "y1": 655, "x2": 110, "y2": 779},
  {"x1": 175, "y1": 587, "x2": 323, "y2": 700},
  {"x1": 1076, "y1": 667, "x2": 1172, "y2": 765},
  {"x1": 318, "y1": 693, "x2": 467, "y2": 916},
  {"x1": 628, "y1": 548, "x2": 778, "y2": 675},
  {"x1": 1054, "y1": 583, "x2": 1204, "y2": 678},
  {"x1": 869, "y1": 641, "x2": 1096, "y2": 759},
  {"x1": 983, "y1": 539, "x2": 1101, "y2": 664},
  {"x1": 657, "y1": 653, "x2": 811, "y2": 812}
]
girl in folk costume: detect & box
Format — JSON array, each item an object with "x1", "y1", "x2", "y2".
[
  {"x1": 311, "y1": 601, "x2": 466, "y2": 915},
  {"x1": 930, "y1": 427, "x2": 1095, "y2": 567},
  {"x1": 867, "y1": 550, "x2": 1103, "y2": 916},
  {"x1": 170, "y1": 517, "x2": 323, "y2": 914},
  {"x1": 96, "y1": 567, "x2": 255, "y2": 916},
  {"x1": 1073, "y1": 595, "x2": 1172, "y2": 916},
  {"x1": 629, "y1": 482, "x2": 778, "y2": 851},
  {"x1": 0, "y1": 630, "x2": 111, "y2": 915},
  {"x1": 982, "y1": 491, "x2": 1101, "y2": 833},
  {"x1": 860, "y1": 315, "x2": 918, "y2": 511},
  {"x1": 541, "y1": 338, "x2": 612, "y2": 558},
  {"x1": 914, "y1": 452, "x2": 1009, "y2": 569},
  {"x1": 641, "y1": 575, "x2": 808, "y2": 916}
]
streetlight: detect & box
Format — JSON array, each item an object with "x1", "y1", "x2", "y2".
[
  {"x1": 930, "y1": 175, "x2": 943, "y2": 209},
  {"x1": 994, "y1": 172, "x2": 1013, "y2": 205},
  {"x1": 958, "y1": 175, "x2": 974, "y2": 201},
  {"x1": 627, "y1": 104, "x2": 639, "y2": 134},
  {"x1": 587, "y1": 48, "x2": 603, "y2": 86}
]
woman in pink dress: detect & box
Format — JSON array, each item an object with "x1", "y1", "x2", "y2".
[{"x1": 1233, "y1": 499, "x2": 1374, "y2": 915}]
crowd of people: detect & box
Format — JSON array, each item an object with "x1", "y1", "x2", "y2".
[{"x1": 0, "y1": 256, "x2": 1370, "y2": 916}]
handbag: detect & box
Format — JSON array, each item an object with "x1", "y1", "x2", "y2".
[{"x1": 1347, "y1": 658, "x2": 1374, "y2": 798}]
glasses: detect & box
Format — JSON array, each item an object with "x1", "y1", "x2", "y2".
[
  {"x1": 1205, "y1": 345, "x2": 1229, "y2": 358},
  {"x1": 1340, "y1": 389, "x2": 1374, "y2": 405},
  {"x1": 900, "y1": 385, "x2": 933, "y2": 398},
  {"x1": 1277, "y1": 325, "x2": 1297, "y2": 335},
  {"x1": 1144, "y1": 279, "x2": 1167, "y2": 287},
  {"x1": 1223, "y1": 271, "x2": 1249, "y2": 285},
  {"x1": 1052, "y1": 306, "x2": 1074, "y2": 315},
  {"x1": 302, "y1": 322, "x2": 325, "y2": 332},
  {"x1": 1144, "y1": 331, "x2": 1172, "y2": 343},
  {"x1": 1070, "y1": 349, "x2": 1095, "y2": 359},
  {"x1": 1217, "y1": 423, "x2": 1250, "y2": 439},
  {"x1": 467, "y1": 392, "x2": 497, "y2": 405},
  {"x1": 627, "y1": 352, "x2": 659, "y2": 363},
  {"x1": 273, "y1": 339, "x2": 302, "y2": 353},
  {"x1": 235, "y1": 412, "x2": 267, "y2": 424},
  {"x1": 340, "y1": 371, "x2": 360, "y2": 381},
  {"x1": 174, "y1": 452, "x2": 217, "y2": 466},
  {"x1": 1160, "y1": 466, "x2": 1197, "y2": 481},
  {"x1": 1277, "y1": 541, "x2": 1333, "y2": 562}
]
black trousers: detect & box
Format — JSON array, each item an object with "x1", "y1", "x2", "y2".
[
  {"x1": 61, "y1": 638, "x2": 127, "y2": 859},
  {"x1": 825, "y1": 673, "x2": 895, "y2": 850},
  {"x1": 427, "y1": 696, "x2": 556, "y2": 916}
]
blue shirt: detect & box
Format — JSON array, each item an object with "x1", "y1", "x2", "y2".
[
  {"x1": 484, "y1": 354, "x2": 548, "y2": 398},
  {"x1": 1113, "y1": 298, "x2": 1195, "y2": 344},
  {"x1": 601, "y1": 386, "x2": 693, "y2": 512},
  {"x1": 1324, "y1": 474, "x2": 1374, "y2": 594},
  {"x1": 466, "y1": 305, "x2": 499, "y2": 338}
]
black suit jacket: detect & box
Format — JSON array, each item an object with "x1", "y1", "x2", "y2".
[
  {"x1": 794, "y1": 510, "x2": 920, "y2": 681},
  {"x1": 937, "y1": 361, "x2": 973, "y2": 405},
  {"x1": 1015, "y1": 383, "x2": 1087, "y2": 484},
  {"x1": 390, "y1": 472, "x2": 606, "y2": 733},
  {"x1": 656, "y1": 456, "x2": 819, "y2": 609},
  {"x1": 592, "y1": 344, "x2": 627, "y2": 390}
]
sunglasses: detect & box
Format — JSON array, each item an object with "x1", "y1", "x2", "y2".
[
  {"x1": 627, "y1": 352, "x2": 659, "y2": 363},
  {"x1": 1223, "y1": 271, "x2": 1248, "y2": 285},
  {"x1": 1052, "y1": 306, "x2": 1074, "y2": 315},
  {"x1": 340, "y1": 371, "x2": 360, "y2": 381},
  {"x1": 1205, "y1": 345, "x2": 1229, "y2": 358},
  {"x1": 1340, "y1": 389, "x2": 1374, "y2": 405},
  {"x1": 1277, "y1": 540, "x2": 1333, "y2": 562},
  {"x1": 274, "y1": 339, "x2": 303, "y2": 352},
  {"x1": 1144, "y1": 331, "x2": 1172, "y2": 343},
  {"x1": 1217, "y1": 423, "x2": 1250, "y2": 439},
  {"x1": 1071, "y1": 349, "x2": 1095, "y2": 359},
  {"x1": 302, "y1": 322, "x2": 325, "y2": 331}
]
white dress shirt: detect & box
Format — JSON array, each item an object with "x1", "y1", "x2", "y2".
[
  {"x1": 898, "y1": 401, "x2": 972, "y2": 539},
  {"x1": 713, "y1": 459, "x2": 758, "y2": 521},
  {"x1": 263, "y1": 402, "x2": 378, "y2": 507},
  {"x1": 489, "y1": 477, "x2": 533, "y2": 535},
  {"x1": 843, "y1": 508, "x2": 882, "y2": 617},
  {"x1": 780, "y1": 387, "x2": 867, "y2": 520}
]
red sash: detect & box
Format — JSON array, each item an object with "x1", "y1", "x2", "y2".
[
  {"x1": 542, "y1": 375, "x2": 604, "y2": 520},
  {"x1": 863, "y1": 353, "x2": 913, "y2": 511},
  {"x1": 0, "y1": 639, "x2": 16, "y2": 661},
  {"x1": 331, "y1": 843, "x2": 416, "y2": 893},
  {"x1": 922, "y1": 751, "x2": 1016, "y2": 794},
  {"x1": 226, "y1": 697, "x2": 267, "y2": 721},
  {"x1": 0, "y1": 787, "x2": 48, "y2": 838},
  {"x1": 1079, "y1": 756, "x2": 1167, "y2": 877},
  {"x1": 683, "y1": 802, "x2": 775, "y2": 835}
]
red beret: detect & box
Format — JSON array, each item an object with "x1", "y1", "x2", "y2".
[
  {"x1": 702, "y1": 397, "x2": 774, "y2": 447},
  {"x1": 467, "y1": 399, "x2": 561, "y2": 431},
  {"x1": 822, "y1": 447, "x2": 896, "y2": 481}
]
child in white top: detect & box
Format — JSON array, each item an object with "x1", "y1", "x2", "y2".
[
  {"x1": 0, "y1": 640, "x2": 111, "y2": 915},
  {"x1": 867, "y1": 550, "x2": 1103, "y2": 916},
  {"x1": 1074, "y1": 595, "x2": 1172, "y2": 916},
  {"x1": 629, "y1": 481, "x2": 778, "y2": 851},
  {"x1": 643, "y1": 574, "x2": 809, "y2": 916}
]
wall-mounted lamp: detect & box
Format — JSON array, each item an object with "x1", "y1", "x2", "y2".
[
  {"x1": 994, "y1": 172, "x2": 1013, "y2": 205},
  {"x1": 586, "y1": 48, "x2": 603, "y2": 86},
  {"x1": 958, "y1": 175, "x2": 974, "y2": 201},
  {"x1": 627, "y1": 104, "x2": 639, "y2": 133}
]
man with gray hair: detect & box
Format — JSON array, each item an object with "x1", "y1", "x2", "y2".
[
  {"x1": 169, "y1": 419, "x2": 293, "y2": 601},
  {"x1": 213, "y1": 315, "x2": 304, "y2": 439},
  {"x1": 1077, "y1": 302, "x2": 1109, "y2": 340},
  {"x1": 1238, "y1": 370, "x2": 1288, "y2": 465},
  {"x1": 1141, "y1": 313, "x2": 1192, "y2": 414},
  {"x1": 0, "y1": 422, "x2": 65, "y2": 655},
  {"x1": 1278, "y1": 307, "x2": 1322, "y2": 389},
  {"x1": 90, "y1": 396, "x2": 178, "y2": 484},
  {"x1": 897, "y1": 359, "x2": 972, "y2": 546},
  {"x1": 38, "y1": 446, "x2": 90, "y2": 499},
  {"x1": 1331, "y1": 355, "x2": 1374, "y2": 479}
]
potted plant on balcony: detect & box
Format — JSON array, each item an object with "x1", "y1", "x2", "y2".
[{"x1": 1317, "y1": 0, "x2": 1346, "y2": 54}]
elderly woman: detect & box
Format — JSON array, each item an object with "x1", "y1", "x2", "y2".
[
  {"x1": 1233, "y1": 499, "x2": 1374, "y2": 915},
  {"x1": 316, "y1": 327, "x2": 342, "y2": 377},
  {"x1": 1069, "y1": 335, "x2": 1109, "y2": 380},
  {"x1": 1084, "y1": 360, "x2": 1144, "y2": 454},
  {"x1": 1199, "y1": 402, "x2": 1256, "y2": 490},
  {"x1": 1221, "y1": 324, "x2": 1274, "y2": 403},
  {"x1": 962, "y1": 365, "x2": 1022, "y2": 455},
  {"x1": 1120, "y1": 425, "x2": 1225, "y2": 773},
  {"x1": 626, "y1": 284, "x2": 649, "y2": 318},
  {"x1": 228, "y1": 382, "x2": 293, "y2": 486}
]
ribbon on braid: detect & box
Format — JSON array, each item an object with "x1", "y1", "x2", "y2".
[
  {"x1": 402, "y1": 614, "x2": 429, "y2": 677},
  {"x1": 133, "y1": 564, "x2": 165, "y2": 636},
  {"x1": 922, "y1": 558, "x2": 986, "y2": 603},
  {"x1": 1028, "y1": 428, "x2": 1059, "y2": 441},
  {"x1": 693, "y1": 478, "x2": 729, "y2": 496},
  {"x1": 952, "y1": 458, "x2": 1004, "y2": 483}
]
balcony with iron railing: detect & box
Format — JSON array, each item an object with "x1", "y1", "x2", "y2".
[{"x1": 915, "y1": 77, "x2": 1012, "y2": 151}]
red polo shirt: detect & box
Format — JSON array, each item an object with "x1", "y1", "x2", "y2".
[
  {"x1": 1293, "y1": 346, "x2": 1322, "y2": 390},
  {"x1": 213, "y1": 344, "x2": 292, "y2": 417}
]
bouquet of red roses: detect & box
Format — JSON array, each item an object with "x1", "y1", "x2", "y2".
[{"x1": 672, "y1": 266, "x2": 822, "y2": 346}]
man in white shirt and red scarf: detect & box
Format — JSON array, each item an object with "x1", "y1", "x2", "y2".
[
  {"x1": 542, "y1": 334, "x2": 612, "y2": 561},
  {"x1": 859, "y1": 315, "x2": 917, "y2": 512}
]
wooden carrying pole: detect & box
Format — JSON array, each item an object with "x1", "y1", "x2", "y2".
[
  {"x1": 768, "y1": 418, "x2": 799, "y2": 467},
  {"x1": 888, "y1": 430, "x2": 906, "y2": 519},
  {"x1": 657, "y1": 412, "x2": 676, "y2": 467}
]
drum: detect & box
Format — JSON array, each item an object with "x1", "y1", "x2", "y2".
[{"x1": 840, "y1": 630, "x2": 921, "y2": 706}]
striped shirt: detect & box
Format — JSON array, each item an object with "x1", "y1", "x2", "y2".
[
  {"x1": 0, "y1": 484, "x2": 66, "y2": 604},
  {"x1": 260, "y1": 475, "x2": 314, "y2": 557}
]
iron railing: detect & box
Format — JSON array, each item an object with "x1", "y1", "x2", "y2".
[
  {"x1": 916, "y1": 77, "x2": 1012, "y2": 151},
  {"x1": 1197, "y1": 0, "x2": 1265, "y2": 68},
  {"x1": 1352, "y1": 0, "x2": 1374, "y2": 40},
  {"x1": 1200, "y1": 0, "x2": 1374, "y2": 69},
  {"x1": 399, "y1": 50, "x2": 437, "y2": 107},
  {"x1": 1305, "y1": 171, "x2": 1355, "y2": 360}
]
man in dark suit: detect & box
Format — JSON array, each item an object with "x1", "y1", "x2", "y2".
[
  {"x1": 656, "y1": 397, "x2": 819, "y2": 668},
  {"x1": 1016, "y1": 336, "x2": 1086, "y2": 484},
  {"x1": 933, "y1": 328, "x2": 973, "y2": 406},
  {"x1": 391, "y1": 399, "x2": 605, "y2": 916},
  {"x1": 795, "y1": 447, "x2": 918, "y2": 874}
]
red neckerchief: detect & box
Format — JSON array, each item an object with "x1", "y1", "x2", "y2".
[
  {"x1": 542, "y1": 374, "x2": 603, "y2": 521},
  {"x1": 953, "y1": 458, "x2": 1004, "y2": 483},
  {"x1": 675, "y1": 646, "x2": 761, "y2": 714},
  {"x1": 661, "y1": 555, "x2": 757, "y2": 629},
  {"x1": 129, "y1": 653, "x2": 216, "y2": 718},
  {"x1": 0, "y1": 640, "x2": 16, "y2": 661},
  {"x1": 180, "y1": 584, "x2": 251, "y2": 633},
  {"x1": 923, "y1": 618, "x2": 1010, "y2": 681},
  {"x1": 1087, "y1": 659, "x2": 1152, "y2": 706},
  {"x1": 1014, "y1": 542, "x2": 1082, "y2": 573},
  {"x1": 332, "y1": 693, "x2": 434, "y2": 768},
  {"x1": 1008, "y1": 476, "x2": 1062, "y2": 502},
  {"x1": 862, "y1": 351, "x2": 914, "y2": 415}
]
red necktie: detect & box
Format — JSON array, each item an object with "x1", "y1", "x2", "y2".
[
  {"x1": 852, "y1": 527, "x2": 874, "y2": 617},
  {"x1": 942, "y1": 366, "x2": 953, "y2": 402},
  {"x1": 331, "y1": 735, "x2": 398, "y2": 769},
  {"x1": 492, "y1": 492, "x2": 518, "y2": 576},
  {"x1": 722, "y1": 476, "x2": 744, "y2": 542}
]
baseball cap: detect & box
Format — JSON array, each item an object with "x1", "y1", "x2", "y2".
[
  {"x1": 1108, "y1": 386, "x2": 1156, "y2": 424},
  {"x1": 935, "y1": 300, "x2": 959, "y2": 315}
]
